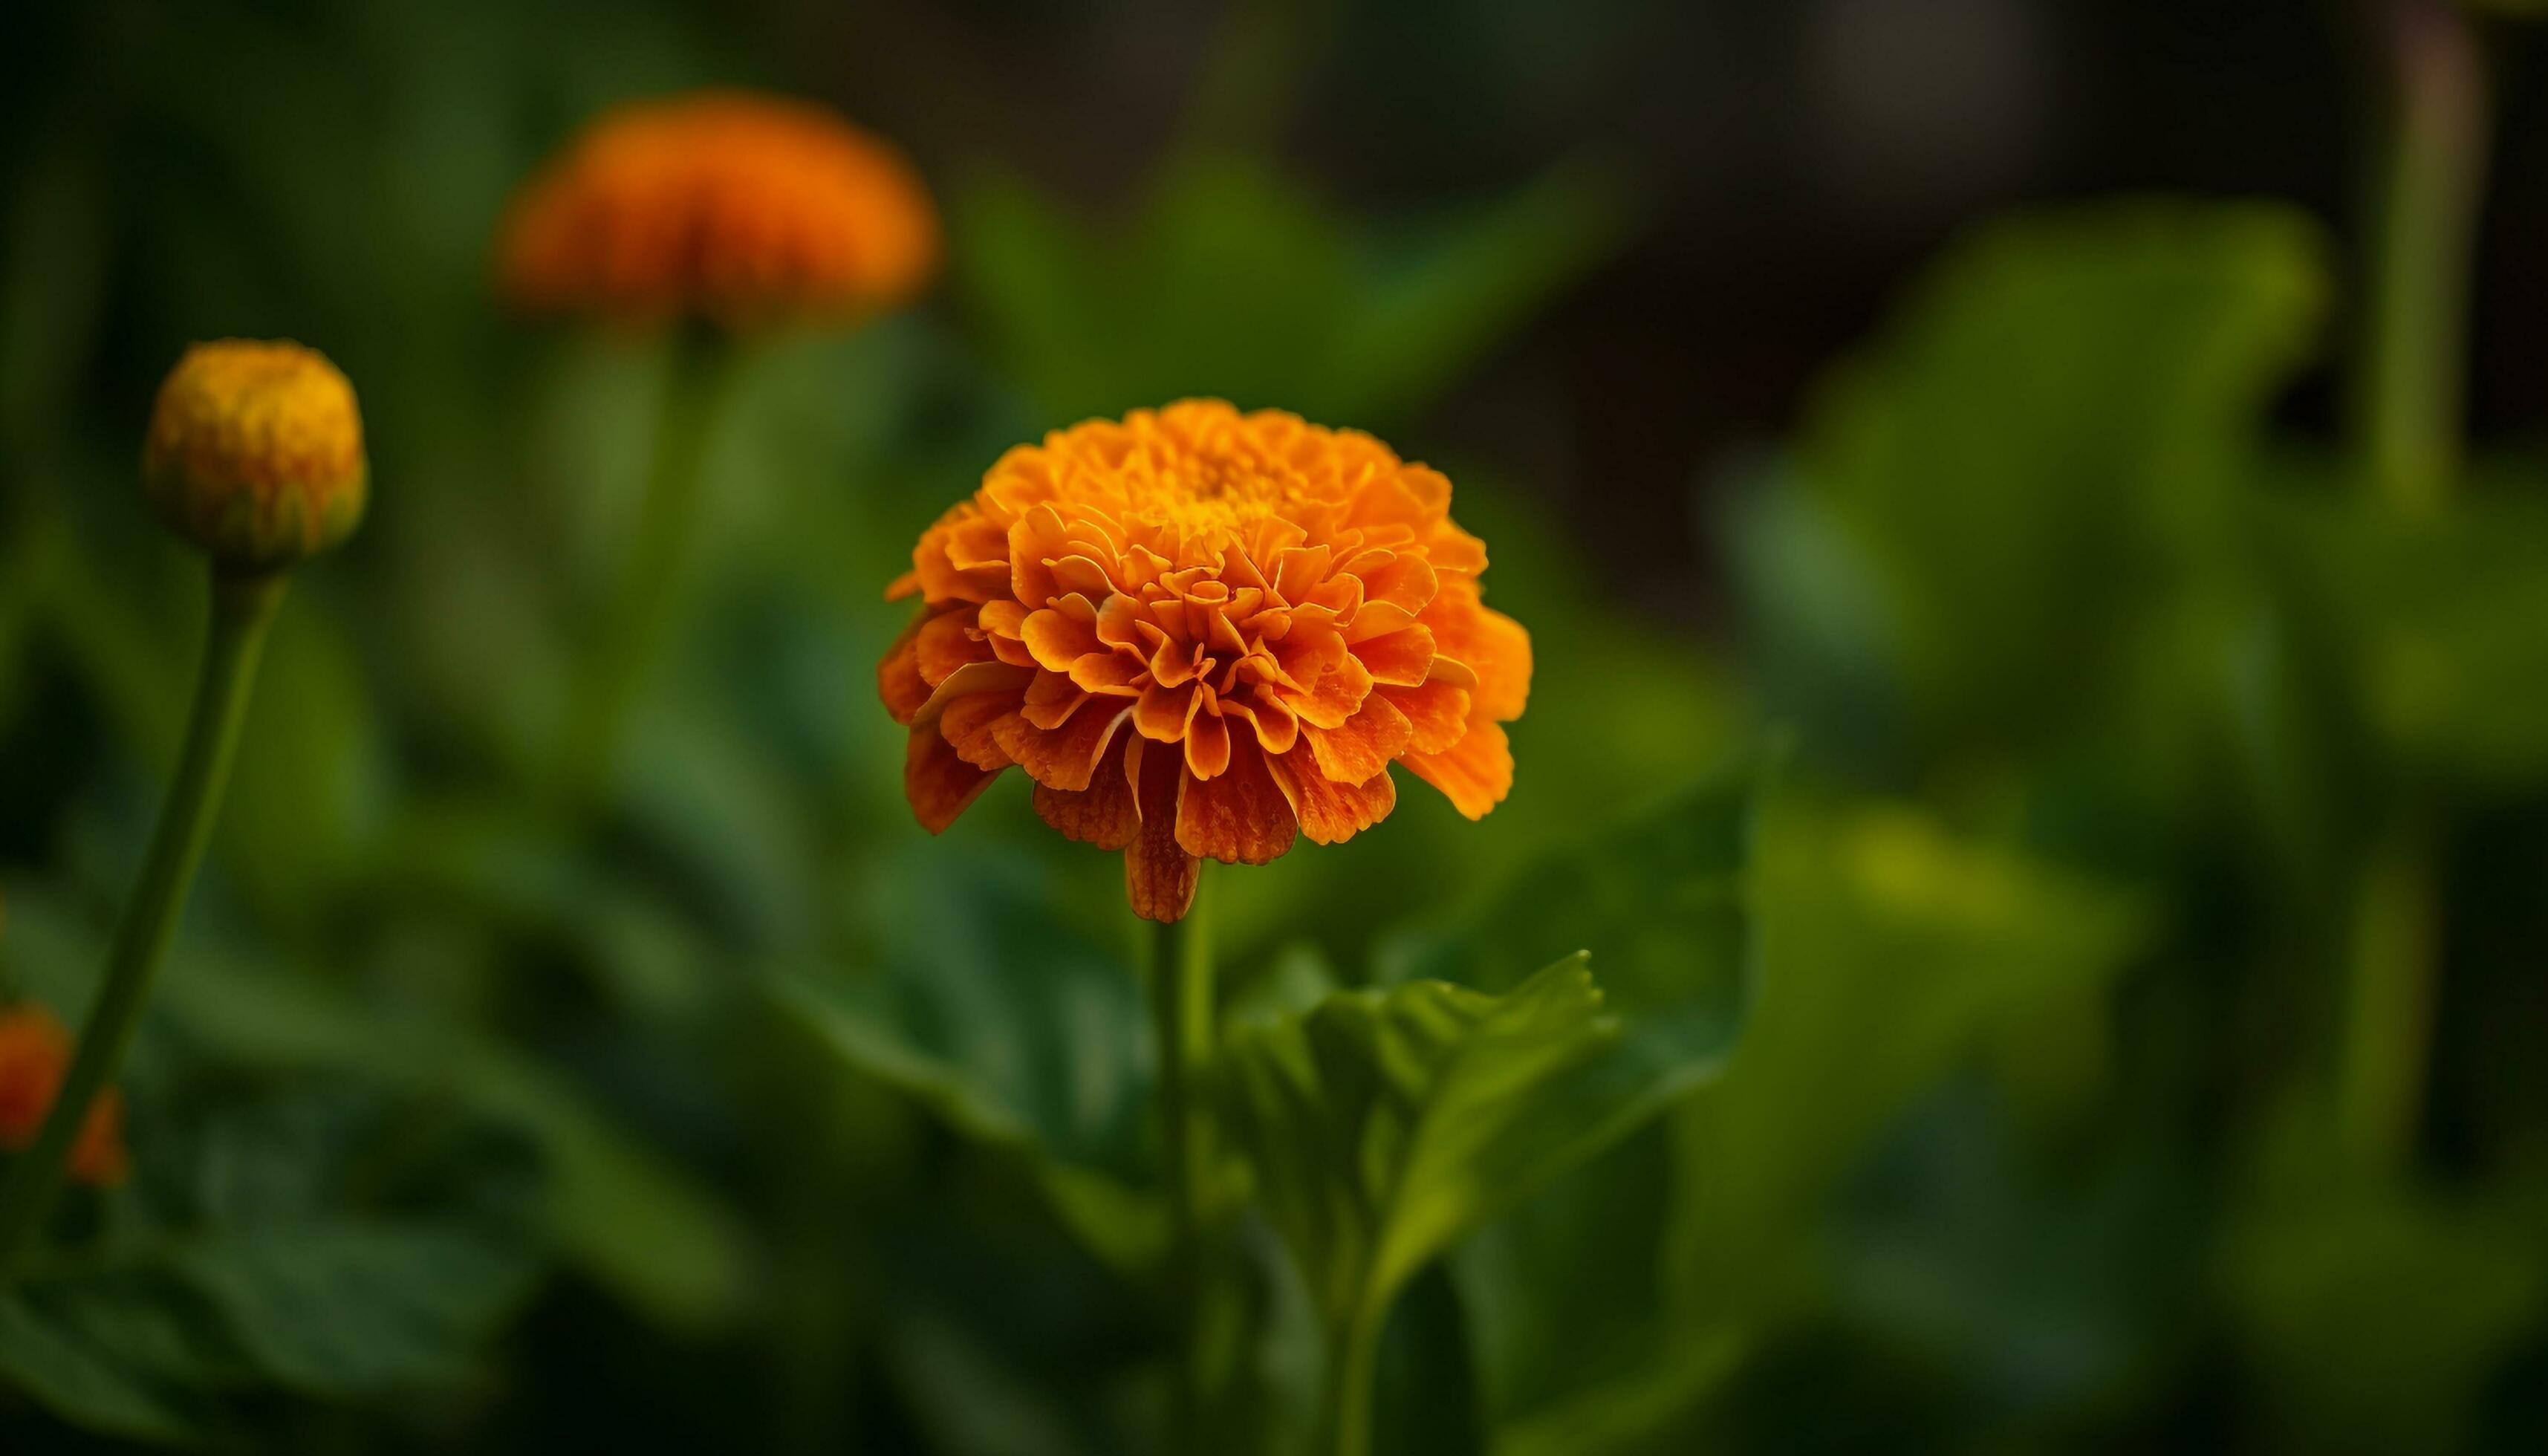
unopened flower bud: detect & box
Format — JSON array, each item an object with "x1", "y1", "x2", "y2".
[{"x1": 143, "y1": 340, "x2": 367, "y2": 573}]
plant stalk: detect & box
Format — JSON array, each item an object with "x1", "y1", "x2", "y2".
[
  {"x1": 559, "y1": 325, "x2": 738, "y2": 807},
  {"x1": 1151, "y1": 868, "x2": 1218, "y2": 1446},
  {"x1": 2339, "y1": 0, "x2": 2488, "y2": 1171},
  {"x1": 1316, "y1": 1300, "x2": 1384, "y2": 1456},
  {"x1": 2358, "y1": 0, "x2": 2487, "y2": 517},
  {"x1": 0, "y1": 570, "x2": 285, "y2": 1272}
]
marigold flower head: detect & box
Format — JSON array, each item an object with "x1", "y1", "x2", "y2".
[
  {"x1": 143, "y1": 339, "x2": 367, "y2": 573},
  {"x1": 881, "y1": 401, "x2": 1532, "y2": 922},
  {"x1": 0, "y1": 1006, "x2": 129, "y2": 1187},
  {"x1": 497, "y1": 91, "x2": 938, "y2": 327}
]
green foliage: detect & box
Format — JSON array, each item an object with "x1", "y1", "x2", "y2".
[
  {"x1": 0, "y1": 888, "x2": 752, "y2": 1336},
  {"x1": 2268, "y1": 481, "x2": 2548, "y2": 792},
  {"x1": 1791, "y1": 202, "x2": 2327, "y2": 763},
  {"x1": 1221, "y1": 956, "x2": 1618, "y2": 1339},
  {"x1": 956, "y1": 154, "x2": 1634, "y2": 426},
  {"x1": 1377, "y1": 767, "x2": 1755, "y2": 1143},
  {"x1": 0, "y1": 1089, "x2": 539, "y2": 1440},
  {"x1": 1455, "y1": 789, "x2": 2157, "y2": 1450}
]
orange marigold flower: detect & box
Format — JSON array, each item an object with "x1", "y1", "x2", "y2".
[
  {"x1": 880, "y1": 401, "x2": 1532, "y2": 922},
  {"x1": 497, "y1": 90, "x2": 938, "y2": 327},
  {"x1": 144, "y1": 339, "x2": 367, "y2": 573},
  {"x1": 0, "y1": 1006, "x2": 129, "y2": 1187}
]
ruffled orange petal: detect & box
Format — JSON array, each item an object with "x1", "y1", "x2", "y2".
[
  {"x1": 1185, "y1": 711, "x2": 1233, "y2": 780},
  {"x1": 1125, "y1": 738, "x2": 1199, "y2": 922},
  {"x1": 879, "y1": 619, "x2": 929, "y2": 724},
  {"x1": 1307, "y1": 695, "x2": 1411, "y2": 784},
  {"x1": 993, "y1": 701, "x2": 1134, "y2": 792},
  {"x1": 1379, "y1": 680, "x2": 1470, "y2": 755},
  {"x1": 1265, "y1": 752, "x2": 1397, "y2": 845},
  {"x1": 1404, "y1": 718, "x2": 1512, "y2": 820},
  {"x1": 940, "y1": 693, "x2": 1018, "y2": 772},
  {"x1": 907, "y1": 724, "x2": 998, "y2": 832},
  {"x1": 915, "y1": 607, "x2": 989, "y2": 683},
  {"x1": 1287, "y1": 653, "x2": 1373, "y2": 732},
  {"x1": 1422, "y1": 588, "x2": 1531, "y2": 722},
  {"x1": 914, "y1": 660, "x2": 1033, "y2": 724},
  {"x1": 1353, "y1": 625, "x2": 1435, "y2": 688},
  {"x1": 1036, "y1": 735, "x2": 1140, "y2": 850},
  {"x1": 1177, "y1": 741, "x2": 1296, "y2": 864}
]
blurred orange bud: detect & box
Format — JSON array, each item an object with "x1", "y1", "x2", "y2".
[
  {"x1": 0, "y1": 1006, "x2": 129, "y2": 1187},
  {"x1": 143, "y1": 339, "x2": 368, "y2": 573},
  {"x1": 496, "y1": 90, "x2": 939, "y2": 329}
]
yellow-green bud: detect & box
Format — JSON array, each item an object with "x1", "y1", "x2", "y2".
[{"x1": 143, "y1": 340, "x2": 367, "y2": 573}]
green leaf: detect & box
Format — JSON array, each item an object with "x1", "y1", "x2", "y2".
[
  {"x1": 1219, "y1": 955, "x2": 1619, "y2": 1337},
  {"x1": 2268, "y1": 480, "x2": 2548, "y2": 791},
  {"x1": 1797, "y1": 201, "x2": 2328, "y2": 755},
  {"x1": 0, "y1": 1284, "x2": 212, "y2": 1442},
  {"x1": 0, "y1": 1088, "x2": 539, "y2": 1437},
  {"x1": 171, "y1": 1225, "x2": 531, "y2": 1396},
  {"x1": 1378, "y1": 765, "x2": 1758, "y2": 1143},
  {"x1": 776, "y1": 841, "x2": 1154, "y2": 1182},
  {"x1": 1323, "y1": 159, "x2": 1637, "y2": 423},
  {"x1": 953, "y1": 155, "x2": 1627, "y2": 427},
  {"x1": 774, "y1": 839, "x2": 1165, "y2": 1272},
  {"x1": 1669, "y1": 793, "x2": 2157, "y2": 1321},
  {"x1": 0, "y1": 885, "x2": 753, "y2": 1333},
  {"x1": 1453, "y1": 790, "x2": 2156, "y2": 1452},
  {"x1": 2223, "y1": 1111, "x2": 2548, "y2": 1452}
]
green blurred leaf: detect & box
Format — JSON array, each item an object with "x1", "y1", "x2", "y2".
[
  {"x1": 1469, "y1": 790, "x2": 2157, "y2": 1452},
  {"x1": 0, "y1": 885, "x2": 753, "y2": 1334},
  {"x1": 2224, "y1": 1112, "x2": 2548, "y2": 1453},
  {"x1": 1325, "y1": 159, "x2": 1637, "y2": 423},
  {"x1": 1378, "y1": 765, "x2": 1758, "y2": 1141},
  {"x1": 0, "y1": 1087, "x2": 537, "y2": 1437},
  {"x1": 1798, "y1": 201, "x2": 2328, "y2": 758},
  {"x1": 1453, "y1": 1122, "x2": 1673, "y2": 1429},
  {"x1": 1671, "y1": 793, "x2": 2157, "y2": 1319},
  {"x1": 955, "y1": 155, "x2": 1629, "y2": 426},
  {"x1": 172, "y1": 1225, "x2": 529, "y2": 1396},
  {"x1": 2269, "y1": 481, "x2": 2548, "y2": 791},
  {"x1": 1220, "y1": 955, "x2": 1618, "y2": 1342},
  {"x1": 776, "y1": 841, "x2": 1154, "y2": 1181},
  {"x1": 0, "y1": 1283, "x2": 209, "y2": 1442}
]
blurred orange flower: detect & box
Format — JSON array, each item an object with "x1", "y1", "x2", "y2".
[
  {"x1": 497, "y1": 91, "x2": 937, "y2": 327},
  {"x1": 0, "y1": 1006, "x2": 129, "y2": 1187},
  {"x1": 881, "y1": 401, "x2": 1531, "y2": 922}
]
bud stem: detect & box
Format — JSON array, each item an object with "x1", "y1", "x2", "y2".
[
  {"x1": 559, "y1": 325, "x2": 741, "y2": 807},
  {"x1": 0, "y1": 571, "x2": 285, "y2": 1272},
  {"x1": 2338, "y1": 0, "x2": 2490, "y2": 1174}
]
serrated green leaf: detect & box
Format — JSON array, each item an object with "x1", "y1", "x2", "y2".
[
  {"x1": 1221, "y1": 955, "x2": 1618, "y2": 1339},
  {"x1": 1378, "y1": 765, "x2": 1758, "y2": 1143}
]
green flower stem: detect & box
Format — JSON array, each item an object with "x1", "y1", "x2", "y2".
[
  {"x1": 2359, "y1": 0, "x2": 2488, "y2": 518},
  {"x1": 2339, "y1": 825, "x2": 2443, "y2": 1160},
  {"x1": 0, "y1": 570, "x2": 286, "y2": 1273},
  {"x1": 1317, "y1": 1299, "x2": 1384, "y2": 1456},
  {"x1": 2341, "y1": 0, "x2": 2489, "y2": 1171},
  {"x1": 559, "y1": 325, "x2": 740, "y2": 807},
  {"x1": 1151, "y1": 868, "x2": 1218, "y2": 1445}
]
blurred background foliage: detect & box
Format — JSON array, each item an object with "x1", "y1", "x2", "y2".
[{"x1": 5, "y1": 0, "x2": 2548, "y2": 1451}]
